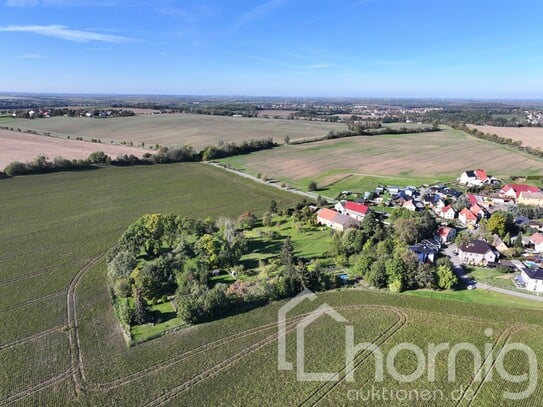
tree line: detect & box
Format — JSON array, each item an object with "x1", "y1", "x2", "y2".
[{"x1": 2, "y1": 139, "x2": 277, "y2": 177}]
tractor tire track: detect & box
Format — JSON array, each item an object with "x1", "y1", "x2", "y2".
[
  {"x1": 92, "y1": 305, "x2": 374, "y2": 391},
  {"x1": 91, "y1": 314, "x2": 306, "y2": 391},
  {"x1": 461, "y1": 325, "x2": 522, "y2": 407},
  {"x1": 0, "y1": 368, "x2": 73, "y2": 406},
  {"x1": 141, "y1": 305, "x2": 404, "y2": 407},
  {"x1": 66, "y1": 253, "x2": 105, "y2": 392},
  {"x1": 142, "y1": 319, "x2": 304, "y2": 407},
  {"x1": 299, "y1": 306, "x2": 408, "y2": 407},
  {"x1": 0, "y1": 290, "x2": 65, "y2": 313},
  {"x1": 0, "y1": 326, "x2": 65, "y2": 351}
]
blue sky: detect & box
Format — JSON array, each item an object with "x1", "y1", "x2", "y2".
[{"x1": 1, "y1": 0, "x2": 543, "y2": 98}]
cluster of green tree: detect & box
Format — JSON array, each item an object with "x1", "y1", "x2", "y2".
[
  {"x1": 201, "y1": 138, "x2": 276, "y2": 160},
  {"x1": 108, "y1": 203, "x2": 346, "y2": 328},
  {"x1": 108, "y1": 214, "x2": 249, "y2": 326},
  {"x1": 177, "y1": 103, "x2": 260, "y2": 117},
  {"x1": 329, "y1": 209, "x2": 456, "y2": 292},
  {"x1": 291, "y1": 125, "x2": 439, "y2": 146},
  {"x1": 3, "y1": 155, "x2": 95, "y2": 176},
  {"x1": 2, "y1": 138, "x2": 277, "y2": 177},
  {"x1": 423, "y1": 109, "x2": 524, "y2": 126},
  {"x1": 512, "y1": 205, "x2": 543, "y2": 220}
]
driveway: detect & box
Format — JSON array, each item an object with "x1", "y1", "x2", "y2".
[{"x1": 442, "y1": 243, "x2": 543, "y2": 302}]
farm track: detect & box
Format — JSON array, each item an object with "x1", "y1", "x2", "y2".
[
  {"x1": 299, "y1": 306, "x2": 408, "y2": 407},
  {"x1": 0, "y1": 326, "x2": 64, "y2": 351},
  {"x1": 142, "y1": 318, "x2": 304, "y2": 407},
  {"x1": 66, "y1": 253, "x2": 105, "y2": 392},
  {"x1": 0, "y1": 368, "x2": 73, "y2": 406},
  {"x1": 90, "y1": 315, "x2": 304, "y2": 390},
  {"x1": 462, "y1": 325, "x2": 523, "y2": 407},
  {"x1": 141, "y1": 305, "x2": 404, "y2": 407},
  {"x1": 0, "y1": 290, "x2": 65, "y2": 312}
]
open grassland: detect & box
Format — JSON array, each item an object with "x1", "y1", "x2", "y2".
[
  {"x1": 0, "y1": 128, "x2": 149, "y2": 170},
  {"x1": 3, "y1": 164, "x2": 543, "y2": 405},
  {"x1": 1, "y1": 114, "x2": 347, "y2": 149},
  {"x1": 220, "y1": 127, "x2": 543, "y2": 196},
  {"x1": 470, "y1": 125, "x2": 543, "y2": 150}
]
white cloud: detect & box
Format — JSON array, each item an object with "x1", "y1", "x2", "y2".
[
  {"x1": 235, "y1": 0, "x2": 288, "y2": 27},
  {"x1": 0, "y1": 25, "x2": 131, "y2": 42}
]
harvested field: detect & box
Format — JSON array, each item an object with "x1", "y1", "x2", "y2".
[
  {"x1": 1, "y1": 114, "x2": 347, "y2": 149},
  {"x1": 220, "y1": 127, "x2": 543, "y2": 191},
  {"x1": 0, "y1": 129, "x2": 148, "y2": 170},
  {"x1": 470, "y1": 125, "x2": 543, "y2": 150}
]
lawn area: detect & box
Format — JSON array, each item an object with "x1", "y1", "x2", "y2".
[
  {"x1": 130, "y1": 300, "x2": 184, "y2": 343},
  {"x1": 404, "y1": 287, "x2": 543, "y2": 310},
  {"x1": 241, "y1": 215, "x2": 332, "y2": 271},
  {"x1": 467, "y1": 266, "x2": 525, "y2": 292}
]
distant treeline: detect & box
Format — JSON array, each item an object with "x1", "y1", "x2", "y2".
[
  {"x1": 290, "y1": 124, "x2": 439, "y2": 145},
  {"x1": 422, "y1": 109, "x2": 525, "y2": 126},
  {"x1": 2, "y1": 139, "x2": 277, "y2": 177},
  {"x1": 7, "y1": 108, "x2": 135, "y2": 119},
  {"x1": 452, "y1": 123, "x2": 543, "y2": 160}
]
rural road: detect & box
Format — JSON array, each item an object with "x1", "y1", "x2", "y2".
[
  {"x1": 443, "y1": 244, "x2": 543, "y2": 302},
  {"x1": 204, "y1": 162, "x2": 337, "y2": 203}
]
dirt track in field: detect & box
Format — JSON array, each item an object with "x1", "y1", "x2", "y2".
[{"x1": 0, "y1": 129, "x2": 149, "y2": 170}]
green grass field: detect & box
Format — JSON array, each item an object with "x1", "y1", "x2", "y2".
[
  {"x1": 219, "y1": 127, "x2": 543, "y2": 197},
  {"x1": 3, "y1": 162, "x2": 543, "y2": 405},
  {"x1": 0, "y1": 114, "x2": 347, "y2": 149}
]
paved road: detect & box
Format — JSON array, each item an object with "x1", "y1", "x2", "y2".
[
  {"x1": 443, "y1": 243, "x2": 543, "y2": 302},
  {"x1": 204, "y1": 162, "x2": 337, "y2": 203}
]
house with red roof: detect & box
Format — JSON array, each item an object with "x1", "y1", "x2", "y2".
[
  {"x1": 530, "y1": 232, "x2": 543, "y2": 253},
  {"x1": 459, "y1": 208, "x2": 478, "y2": 226},
  {"x1": 342, "y1": 201, "x2": 370, "y2": 221},
  {"x1": 459, "y1": 169, "x2": 490, "y2": 187},
  {"x1": 436, "y1": 226, "x2": 456, "y2": 244},
  {"x1": 316, "y1": 208, "x2": 359, "y2": 232},
  {"x1": 439, "y1": 205, "x2": 456, "y2": 220},
  {"x1": 500, "y1": 184, "x2": 540, "y2": 199},
  {"x1": 469, "y1": 203, "x2": 488, "y2": 219}
]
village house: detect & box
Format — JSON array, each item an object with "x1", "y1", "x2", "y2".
[
  {"x1": 458, "y1": 208, "x2": 478, "y2": 227},
  {"x1": 529, "y1": 232, "x2": 543, "y2": 253},
  {"x1": 517, "y1": 190, "x2": 543, "y2": 207},
  {"x1": 436, "y1": 226, "x2": 456, "y2": 244},
  {"x1": 402, "y1": 199, "x2": 417, "y2": 211},
  {"x1": 409, "y1": 239, "x2": 440, "y2": 263},
  {"x1": 492, "y1": 234, "x2": 509, "y2": 255},
  {"x1": 513, "y1": 260, "x2": 543, "y2": 293},
  {"x1": 439, "y1": 205, "x2": 456, "y2": 220},
  {"x1": 459, "y1": 169, "x2": 489, "y2": 187},
  {"x1": 316, "y1": 208, "x2": 359, "y2": 232},
  {"x1": 335, "y1": 201, "x2": 370, "y2": 221},
  {"x1": 469, "y1": 203, "x2": 488, "y2": 219},
  {"x1": 458, "y1": 240, "x2": 498, "y2": 265},
  {"x1": 500, "y1": 184, "x2": 540, "y2": 200}
]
